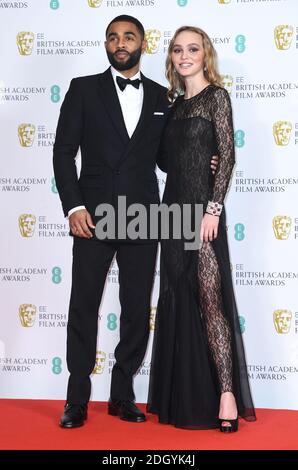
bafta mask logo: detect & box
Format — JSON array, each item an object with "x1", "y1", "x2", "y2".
[
  {"x1": 218, "y1": 0, "x2": 231, "y2": 3},
  {"x1": 19, "y1": 304, "x2": 36, "y2": 327},
  {"x1": 17, "y1": 31, "x2": 34, "y2": 56},
  {"x1": 18, "y1": 123, "x2": 35, "y2": 147},
  {"x1": 19, "y1": 214, "x2": 36, "y2": 238},
  {"x1": 150, "y1": 307, "x2": 156, "y2": 331},
  {"x1": 273, "y1": 309, "x2": 292, "y2": 334},
  {"x1": 92, "y1": 350, "x2": 106, "y2": 374},
  {"x1": 88, "y1": 0, "x2": 103, "y2": 7},
  {"x1": 221, "y1": 75, "x2": 233, "y2": 94},
  {"x1": 145, "y1": 29, "x2": 161, "y2": 54},
  {"x1": 273, "y1": 121, "x2": 292, "y2": 146},
  {"x1": 274, "y1": 25, "x2": 294, "y2": 50},
  {"x1": 272, "y1": 215, "x2": 292, "y2": 240}
]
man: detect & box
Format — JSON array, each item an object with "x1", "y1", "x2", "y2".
[{"x1": 53, "y1": 15, "x2": 217, "y2": 428}]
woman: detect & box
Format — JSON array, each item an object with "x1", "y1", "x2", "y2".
[{"x1": 147, "y1": 26, "x2": 256, "y2": 432}]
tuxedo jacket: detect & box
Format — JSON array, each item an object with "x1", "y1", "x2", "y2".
[{"x1": 53, "y1": 68, "x2": 170, "y2": 235}]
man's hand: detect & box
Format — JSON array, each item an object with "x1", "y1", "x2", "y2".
[
  {"x1": 211, "y1": 155, "x2": 219, "y2": 175},
  {"x1": 69, "y1": 209, "x2": 95, "y2": 238},
  {"x1": 200, "y1": 213, "x2": 219, "y2": 243}
]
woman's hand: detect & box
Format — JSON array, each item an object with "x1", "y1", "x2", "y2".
[{"x1": 200, "y1": 213, "x2": 219, "y2": 242}]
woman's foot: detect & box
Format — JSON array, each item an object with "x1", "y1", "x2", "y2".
[{"x1": 218, "y1": 391, "x2": 238, "y2": 432}]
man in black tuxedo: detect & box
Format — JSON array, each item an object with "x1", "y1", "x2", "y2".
[
  {"x1": 54, "y1": 15, "x2": 217, "y2": 428},
  {"x1": 53, "y1": 15, "x2": 169, "y2": 428}
]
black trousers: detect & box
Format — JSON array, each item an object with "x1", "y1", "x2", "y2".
[{"x1": 66, "y1": 237, "x2": 158, "y2": 404}]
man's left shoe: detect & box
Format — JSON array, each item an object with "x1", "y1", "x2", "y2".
[
  {"x1": 59, "y1": 403, "x2": 88, "y2": 428},
  {"x1": 108, "y1": 400, "x2": 146, "y2": 422}
]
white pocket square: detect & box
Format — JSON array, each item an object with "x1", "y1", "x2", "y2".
[{"x1": 154, "y1": 112, "x2": 164, "y2": 115}]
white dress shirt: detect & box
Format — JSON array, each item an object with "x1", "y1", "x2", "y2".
[
  {"x1": 111, "y1": 66, "x2": 143, "y2": 138},
  {"x1": 68, "y1": 66, "x2": 144, "y2": 217}
]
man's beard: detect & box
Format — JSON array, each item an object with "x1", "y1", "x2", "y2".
[{"x1": 106, "y1": 47, "x2": 142, "y2": 71}]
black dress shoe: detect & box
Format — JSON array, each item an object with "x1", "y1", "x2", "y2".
[
  {"x1": 59, "y1": 403, "x2": 88, "y2": 428},
  {"x1": 108, "y1": 400, "x2": 146, "y2": 422}
]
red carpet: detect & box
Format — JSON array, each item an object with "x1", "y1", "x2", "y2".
[{"x1": 0, "y1": 399, "x2": 297, "y2": 450}]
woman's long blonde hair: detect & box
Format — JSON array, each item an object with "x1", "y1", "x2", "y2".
[{"x1": 166, "y1": 26, "x2": 222, "y2": 102}]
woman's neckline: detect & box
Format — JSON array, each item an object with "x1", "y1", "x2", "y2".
[{"x1": 183, "y1": 83, "x2": 213, "y2": 101}]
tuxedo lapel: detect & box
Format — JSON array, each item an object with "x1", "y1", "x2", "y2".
[
  {"x1": 119, "y1": 73, "x2": 158, "y2": 166},
  {"x1": 97, "y1": 68, "x2": 130, "y2": 145},
  {"x1": 97, "y1": 69, "x2": 160, "y2": 168}
]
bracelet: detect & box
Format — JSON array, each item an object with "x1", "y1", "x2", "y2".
[{"x1": 206, "y1": 201, "x2": 223, "y2": 216}]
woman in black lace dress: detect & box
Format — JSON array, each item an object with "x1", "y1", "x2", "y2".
[{"x1": 147, "y1": 26, "x2": 256, "y2": 432}]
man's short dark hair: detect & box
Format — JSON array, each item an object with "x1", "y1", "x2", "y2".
[{"x1": 105, "y1": 15, "x2": 145, "y2": 40}]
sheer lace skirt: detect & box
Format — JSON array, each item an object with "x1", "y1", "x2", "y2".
[
  {"x1": 198, "y1": 241, "x2": 233, "y2": 394},
  {"x1": 147, "y1": 210, "x2": 256, "y2": 429}
]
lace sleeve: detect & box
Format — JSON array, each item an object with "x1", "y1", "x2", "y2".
[{"x1": 208, "y1": 87, "x2": 235, "y2": 213}]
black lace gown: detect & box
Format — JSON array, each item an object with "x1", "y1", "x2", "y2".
[{"x1": 147, "y1": 85, "x2": 256, "y2": 429}]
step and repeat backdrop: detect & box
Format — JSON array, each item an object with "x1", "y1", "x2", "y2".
[{"x1": 0, "y1": 0, "x2": 297, "y2": 409}]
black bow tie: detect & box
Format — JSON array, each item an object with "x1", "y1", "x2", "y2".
[{"x1": 116, "y1": 76, "x2": 142, "y2": 92}]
